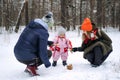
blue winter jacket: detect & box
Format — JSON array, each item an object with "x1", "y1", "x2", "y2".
[{"x1": 14, "y1": 19, "x2": 50, "y2": 67}]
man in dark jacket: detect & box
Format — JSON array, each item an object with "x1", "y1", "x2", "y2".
[
  {"x1": 14, "y1": 12, "x2": 54, "y2": 76},
  {"x1": 72, "y1": 18, "x2": 113, "y2": 67}
]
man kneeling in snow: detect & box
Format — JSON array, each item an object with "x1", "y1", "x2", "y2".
[{"x1": 14, "y1": 12, "x2": 54, "y2": 76}]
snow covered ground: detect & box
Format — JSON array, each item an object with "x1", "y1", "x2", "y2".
[{"x1": 0, "y1": 27, "x2": 120, "y2": 80}]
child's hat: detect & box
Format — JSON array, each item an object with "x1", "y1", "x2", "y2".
[{"x1": 57, "y1": 27, "x2": 66, "y2": 36}]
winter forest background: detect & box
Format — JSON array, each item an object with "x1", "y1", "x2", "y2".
[{"x1": 0, "y1": 0, "x2": 120, "y2": 33}]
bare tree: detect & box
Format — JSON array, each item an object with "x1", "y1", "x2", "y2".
[
  {"x1": 79, "y1": 0, "x2": 82, "y2": 25},
  {"x1": 0, "y1": 0, "x2": 4, "y2": 27},
  {"x1": 96, "y1": 0, "x2": 102, "y2": 27},
  {"x1": 15, "y1": 0, "x2": 26, "y2": 33},
  {"x1": 90, "y1": 0, "x2": 95, "y2": 20},
  {"x1": 25, "y1": 0, "x2": 29, "y2": 26},
  {"x1": 102, "y1": 0, "x2": 105, "y2": 28},
  {"x1": 117, "y1": 0, "x2": 120, "y2": 31}
]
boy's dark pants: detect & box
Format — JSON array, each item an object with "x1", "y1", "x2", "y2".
[{"x1": 18, "y1": 50, "x2": 52, "y2": 66}]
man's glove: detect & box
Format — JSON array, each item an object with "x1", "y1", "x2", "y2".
[
  {"x1": 47, "y1": 41, "x2": 54, "y2": 47},
  {"x1": 45, "y1": 61, "x2": 51, "y2": 68}
]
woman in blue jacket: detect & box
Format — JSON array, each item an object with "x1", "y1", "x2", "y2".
[{"x1": 14, "y1": 12, "x2": 54, "y2": 76}]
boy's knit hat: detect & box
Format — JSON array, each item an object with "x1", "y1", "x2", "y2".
[{"x1": 42, "y1": 12, "x2": 54, "y2": 27}]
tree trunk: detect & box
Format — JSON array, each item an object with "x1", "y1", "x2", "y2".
[
  {"x1": 111, "y1": 0, "x2": 116, "y2": 28},
  {"x1": 79, "y1": 0, "x2": 82, "y2": 25},
  {"x1": 61, "y1": 0, "x2": 71, "y2": 30},
  {"x1": 25, "y1": 0, "x2": 29, "y2": 26},
  {"x1": 1, "y1": 0, "x2": 4, "y2": 27},
  {"x1": 102, "y1": 0, "x2": 105, "y2": 28},
  {"x1": 118, "y1": 0, "x2": 120, "y2": 31},
  {"x1": 15, "y1": 0, "x2": 25, "y2": 33},
  {"x1": 61, "y1": 0, "x2": 66, "y2": 28},
  {"x1": 72, "y1": 0, "x2": 76, "y2": 30},
  {"x1": 90, "y1": 0, "x2": 95, "y2": 20},
  {"x1": 96, "y1": 0, "x2": 102, "y2": 28}
]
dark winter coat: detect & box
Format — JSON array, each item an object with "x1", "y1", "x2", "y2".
[
  {"x1": 14, "y1": 19, "x2": 50, "y2": 67},
  {"x1": 82, "y1": 29, "x2": 113, "y2": 57}
]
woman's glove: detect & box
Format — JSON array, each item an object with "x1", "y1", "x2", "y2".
[
  {"x1": 72, "y1": 47, "x2": 78, "y2": 52},
  {"x1": 72, "y1": 47, "x2": 83, "y2": 52}
]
